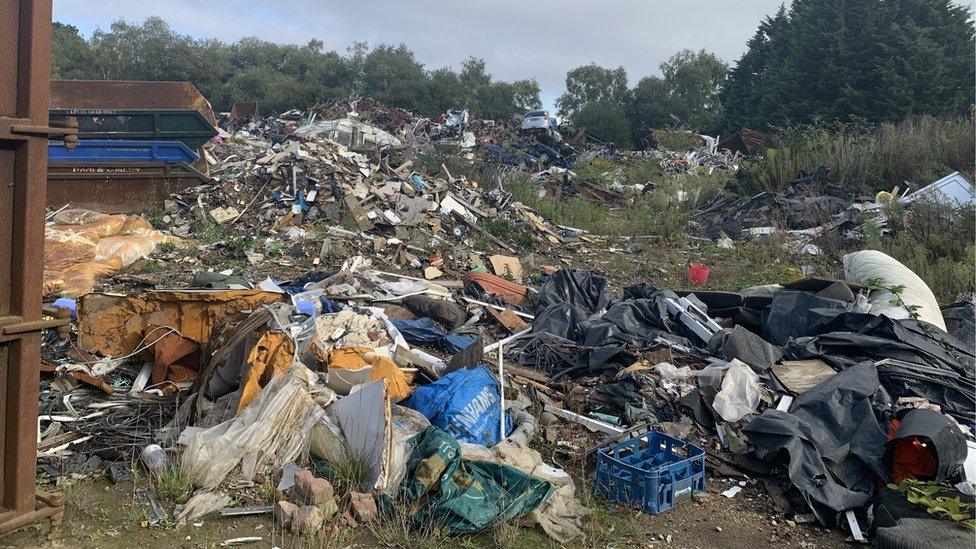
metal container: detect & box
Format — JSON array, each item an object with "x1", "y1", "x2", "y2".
[
  {"x1": 47, "y1": 162, "x2": 208, "y2": 213},
  {"x1": 48, "y1": 139, "x2": 200, "y2": 164},
  {"x1": 50, "y1": 108, "x2": 217, "y2": 149}
]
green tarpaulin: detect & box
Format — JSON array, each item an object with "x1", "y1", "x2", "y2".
[{"x1": 399, "y1": 427, "x2": 554, "y2": 533}]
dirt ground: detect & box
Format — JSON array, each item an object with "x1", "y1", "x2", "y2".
[{"x1": 3, "y1": 478, "x2": 848, "y2": 549}]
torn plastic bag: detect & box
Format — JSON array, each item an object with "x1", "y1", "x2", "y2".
[
  {"x1": 712, "y1": 359, "x2": 761, "y2": 422},
  {"x1": 404, "y1": 365, "x2": 510, "y2": 446},
  {"x1": 743, "y1": 362, "x2": 889, "y2": 526},
  {"x1": 380, "y1": 405, "x2": 431, "y2": 496},
  {"x1": 532, "y1": 269, "x2": 612, "y2": 315},
  {"x1": 398, "y1": 426, "x2": 553, "y2": 534},
  {"x1": 391, "y1": 317, "x2": 475, "y2": 353},
  {"x1": 181, "y1": 363, "x2": 327, "y2": 489}
]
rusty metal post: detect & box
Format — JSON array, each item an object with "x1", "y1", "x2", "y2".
[{"x1": 0, "y1": 0, "x2": 64, "y2": 533}]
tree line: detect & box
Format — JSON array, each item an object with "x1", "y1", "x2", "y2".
[
  {"x1": 52, "y1": 18, "x2": 543, "y2": 120},
  {"x1": 52, "y1": 0, "x2": 974, "y2": 147}
]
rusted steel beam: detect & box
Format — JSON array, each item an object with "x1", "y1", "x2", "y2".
[{"x1": 0, "y1": 0, "x2": 64, "y2": 534}]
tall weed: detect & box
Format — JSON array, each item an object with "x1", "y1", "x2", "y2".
[{"x1": 740, "y1": 115, "x2": 975, "y2": 193}]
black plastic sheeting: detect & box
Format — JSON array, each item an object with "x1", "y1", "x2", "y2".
[
  {"x1": 577, "y1": 295, "x2": 691, "y2": 368},
  {"x1": 530, "y1": 302, "x2": 588, "y2": 340},
  {"x1": 786, "y1": 314, "x2": 976, "y2": 423},
  {"x1": 707, "y1": 325, "x2": 783, "y2": 372},
  {"x1": 941, "y1": 301, "x2": 975, "y2": 350},
  {"x1": 520, "y1": 279, "x2": 699, "y2": 375},
  {"x1": 532, "y1": 269, "x2": 612, "y2": 315},
  {"x1": 744, "y1": 362, "x2": 890, "y2": 526},
  {"x1": 762, "y1": 291, "x2": 848, "y2": 345}
]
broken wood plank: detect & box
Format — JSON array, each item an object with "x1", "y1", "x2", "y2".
[{"x1": 344, "y1": 194, "x2": 375, "y2": 230}]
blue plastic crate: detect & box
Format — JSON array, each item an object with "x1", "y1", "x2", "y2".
[{"x1": 593, "y1": 431, "x2": 706, "y2": 515}]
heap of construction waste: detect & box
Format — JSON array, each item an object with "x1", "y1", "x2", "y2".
[{"x1": 35, "y1": 96, "x2": 976, "y2": 545}]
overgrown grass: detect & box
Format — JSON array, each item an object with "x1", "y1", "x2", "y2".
[
  {"x1": 740, "y1": 114, "x2": 975, "y2": 193},
  {"x1": 649, "y1": 128, "x2": 703, "y2": 151},
  {"x1": 507, "y1": 177, "x2": 687, "y2": 239},
  {"x1": 572, "y1": 156, "x2": 663, "y2": 189},
  {"x1": 313, "y1": 446, "x2": 375, "y2": 494},
  {"x1": 152, "y1": 465, "x2": 194, "y2": 504},
  {"x1": 481, "y1": 218, "x2": 536, "y2": 252},
  {"x1": 879, "y1": 199, "x2": 976, "y2": 302}
]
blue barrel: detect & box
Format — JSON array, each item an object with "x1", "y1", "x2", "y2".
[{"x1": 48, "y1": 139, "x2": 200, "y2": 164}]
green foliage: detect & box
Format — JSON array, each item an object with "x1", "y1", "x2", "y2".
[
  {"x1": 738, "y1": 114, "x2": 976, "y2": 193},
  {"x1": 51, "y1": 22, "x2": 95, "y2": 79},
  {"x1": 572, "y1": 101, "x2": 633, "y2": 148},
  {"x1": 888, "y1": 479, "x2": 976, "y2": 528},
  {"x1": 649, "y1": 129, "x2": 703, "y2": 151},
  {"x1": 556, "y1": 64, "x2": 631, "y2": 116},
  {"x1": 572, "y1": 156, "x2": 663, "y2": 189},
  {"x1": 480, "y1": 218, "x2": 535, "y2": 252},
  {"x1": 506, "y1": 177, "x2": 686, "y2": 239},
  {"x1": 721, "y1": 0, "x2": 975, "y2": 132},
  {"x1": 881, "y1": 198, "x2": 976, "y2": 302},
  {"x1": 658, "y1": 49, "x2": 728, "y2": 132},
  {"x1": 51, "y1": 18, "x2": 541, "y2": 120}
]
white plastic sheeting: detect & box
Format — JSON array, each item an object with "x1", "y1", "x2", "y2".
[
  {"x1": 181, "y1": 363, "x2": 327, "y2": 489},
  {"x1": 712, "y1": 359, "x2": 761, "y2": 423},
  {"x1": 843, "y1": 250, "x2": 946, "y2": 331}
]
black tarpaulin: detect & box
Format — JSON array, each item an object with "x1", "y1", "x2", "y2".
[
  {"x1": 532, "y1": 269, "x2": 612, "y2": 315},
  {"x1": 743, "y1": 362, "x2": 890, "y2": 526},
  {"x1": 785, "y1": 315, "x2": 976, "y2": 423},
  {"x1": 577, "y1": 295, "x2": 691, "y2": 367}
]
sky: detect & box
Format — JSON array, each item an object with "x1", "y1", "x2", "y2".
[{"x1": 52, "y1": 0, "x2": 787, "y2": 108}]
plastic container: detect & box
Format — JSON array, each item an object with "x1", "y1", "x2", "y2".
[
  {"x1": 593, "y1": 431, "x2": 705, "y2": 515},
  {"x1": 688, "y1": 263, "x2": 710, "y2": 285},
  {"x1": 140, "y1": 444, "x2": 172, "y2": 476}
]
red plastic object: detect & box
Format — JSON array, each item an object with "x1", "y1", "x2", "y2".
[{"x1": 689, "y1": 263, "x2": 710, "y2": 285}]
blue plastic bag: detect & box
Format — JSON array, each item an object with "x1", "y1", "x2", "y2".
[
  {"x1": 392, "y1": 318, "x2": 475, "y2": 353},
  {"x1": 405, "y1": 365, "x2": 510, "y2": 446}
]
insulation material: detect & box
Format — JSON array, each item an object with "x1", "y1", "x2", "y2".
[
  {"x1": 313, "y1": 309, "x2": 389, "y2": 352},
  {"x1": 326, "y1": 347, "x2": 412, "y2": 401},
  {"x1": 238, "y1": 332, "x2": 296, "y2": 411},
  {"x1": 843, "y1": 250, "x2": 946, "y2": 331},
  {"x1": 78, "y1": 290, "x2": 287, "y2": 357},
  {"x1": 151, "y1": 327, "x2": 202, "y2": 390},
  {"x1": 181, "y1": 364, "x2": 326, "y2": 489},
  {"x1": 44, "y1": 208, "x2": 181, "y2": 296}
]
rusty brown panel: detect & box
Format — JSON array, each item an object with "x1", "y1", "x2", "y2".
[
  {"x1": 51, "y1": 80, "x2": 218, "y2": 126},
  {"x1": 46, "y1": 163, "x2": 207, "y2": 213},
  {"x1": 0, "y1": 0, "x2": 50, "y2": 521}
]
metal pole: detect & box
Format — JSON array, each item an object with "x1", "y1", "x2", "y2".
[{"x1": 497, "y1": 341, "x2": 505, "y2": 440}]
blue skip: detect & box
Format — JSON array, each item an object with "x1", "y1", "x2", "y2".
[{"x1": 48, "y1": 139, "x2": 200, "y2": 164}]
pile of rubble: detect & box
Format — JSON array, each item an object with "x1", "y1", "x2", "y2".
[
  {"x1": 33, "y1": 93, "x2": 976, "y2": 546},
  {"x1": 35, "y1": 237, "x2": 976, "y2": 544}
]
